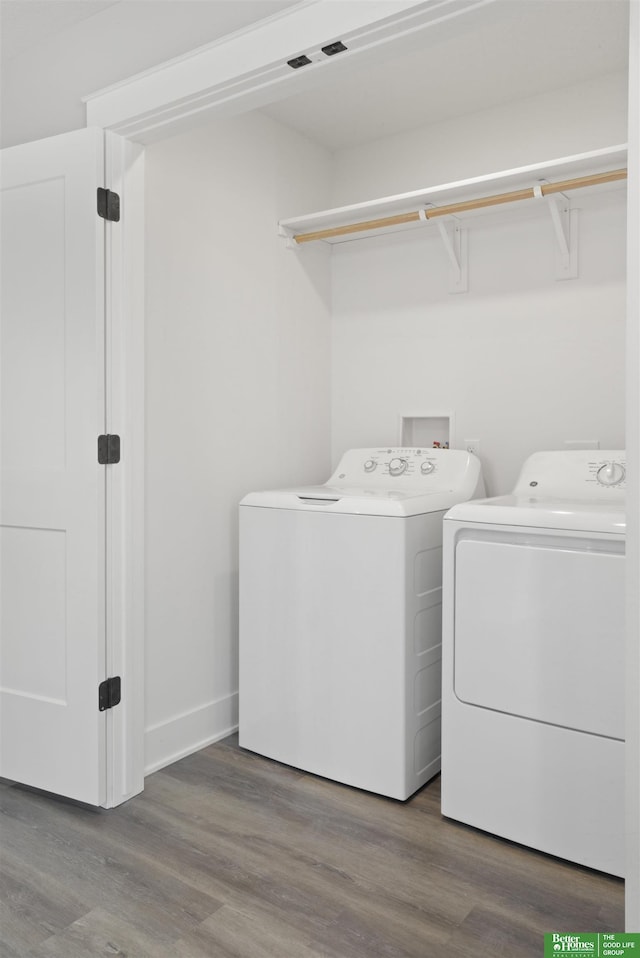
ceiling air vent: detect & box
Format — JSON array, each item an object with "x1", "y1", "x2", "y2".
[
  {"x1": 321, "y1": 41, "x2": 347, "y2": 56},
  {"x1": 287, "y1": 54, "x2": 312, "y2": 69}
]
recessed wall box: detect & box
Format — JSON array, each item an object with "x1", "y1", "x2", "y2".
[{"x1": 399, "y1": 413, "x2": 455, "y2": 450}]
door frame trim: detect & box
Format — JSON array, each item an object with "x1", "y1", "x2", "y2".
[
  {"x1": 625, "y1": 0, "x2": 640, "y2": 930},
  {"x1": 84, "y1": 0, "x2": 477, "y2": 144},
  {"x1": 104, "y1": 132, "x2": 146, "y2": 806}
]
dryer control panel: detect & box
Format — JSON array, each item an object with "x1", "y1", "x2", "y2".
[
  {"x1": 328, "y1": 447, "x2": 482, "y2": 494},
  {"x1": 513, "y1": 450, "x2": 626, "y2": 500}
]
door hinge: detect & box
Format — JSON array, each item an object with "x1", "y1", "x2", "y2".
[
  {"x1": 99, "y1": 676, "x2": 121, "y2": 712},
  {"x1": 97, "y1": 187, "x2": 120, "y2": 222},
  {"x1": 98, "y1": 434, "x2": 120, "y2": 464}
]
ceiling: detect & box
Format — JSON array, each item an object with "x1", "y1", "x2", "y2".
[
  {"x1": 1, "y1": 1, "x2": 119, "y2": 59},
  {"x1": 0, "y1": 0, "x2": 630, "y2": 152},
  {"x1": 0, "y1": 1, "x2": 300, "y2": 62}
]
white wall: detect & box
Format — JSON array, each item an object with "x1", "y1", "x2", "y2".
[
  {"x1": 137, "y1": 65, "x2": 628, "y2": 771},
  {"x1": 329, "y1": 74, "x2": 627, "y2": 495},
  {"x1": 331, "y1": 72, "x2": 628, "y2": 206},
  {"x1": 144, "y1": 112, "x2": 332, "y2": 772},
  {"x1": 143, "y1": 71, "x2": 628, "y2": 771}
]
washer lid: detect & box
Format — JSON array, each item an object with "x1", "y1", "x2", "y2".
[
  {"x1": 241, "y1": 485, "x2": 469, "y2": 517},
  {"x1": 445, "y1": 494, "x2": 626, "y2": 534}
]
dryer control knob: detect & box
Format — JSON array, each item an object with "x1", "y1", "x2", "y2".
[
  {"x1": 596, "y1": 461, "x2": 625, "y2": 486},
  {"x1": 420, "y1": 461, "x2": 435, "y2": 475},
  {"x1": 389, "y1": 457, "x2": 407, "y2": 476},
  {"x1": 364, "y1": 459, "x2": 377, "y2": 473}
]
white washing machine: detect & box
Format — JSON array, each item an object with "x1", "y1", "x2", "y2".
[
  {"x1": 441, "y1": 450, "x2": 626, "y2": 875},
  {"x1": 239, "y1": 447, "x2": 484, "y2": 801}
]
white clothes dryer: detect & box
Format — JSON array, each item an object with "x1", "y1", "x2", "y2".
[
  {"x1": 239, "y1": 447, "x2": 484, "y2": 800},
  {"x1": 441, "y1": 450, "x2": 626, "y2": 875}
]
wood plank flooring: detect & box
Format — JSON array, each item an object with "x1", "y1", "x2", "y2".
[{"x1": 0, "y1": 734, "x2": 624, "y2": 957}]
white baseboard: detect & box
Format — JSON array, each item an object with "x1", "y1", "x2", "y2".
[{"x1": 144, "y1": 692, "x2": 238, "y2": 776}]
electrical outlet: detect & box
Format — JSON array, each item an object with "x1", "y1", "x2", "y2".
[{"x1": 465, "y1": 439, "x2": 480, "y2": 456}]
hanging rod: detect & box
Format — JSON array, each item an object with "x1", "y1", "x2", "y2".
[{"x1": 291, "y1": 168, "x2": 628, "y2": 245}]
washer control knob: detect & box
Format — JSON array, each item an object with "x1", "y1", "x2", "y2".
[
  {"x1": 364, "y1": 459, "x2": 377, "y2": 473},
  {"x1": 420, "y1": 461, "x2": 435, "y2": 475},
  {"x1": 389, "y1": 457, "x2": 407, "y2": 476},
  {"x1": 596, "y1": 461, "x2": 625, "y2": 486}
]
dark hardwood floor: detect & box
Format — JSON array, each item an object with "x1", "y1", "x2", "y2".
[{"x1": 0, "y1": 734, "x2": 624, "y2": 957}]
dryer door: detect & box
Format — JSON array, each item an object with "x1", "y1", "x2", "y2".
[{"x1": 453, "y1": 531, "x2": 625, "y2": 739}]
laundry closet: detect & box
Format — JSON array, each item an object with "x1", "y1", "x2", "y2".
[{"x1": 141, "y1": 2, "x2": 630, "y2": 779}]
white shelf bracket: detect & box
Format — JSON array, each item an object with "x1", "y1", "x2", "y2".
[
  {"x1": 547, "y1": 195, "x2": 570, "y2": 257},
  {"x1": 536, "y1": 185, "x2": 578, "y2": 279},
  {"x1": 436, "y1": 220, "x2": 468, "y2": 294},
  {"x1": 550, "y1": 200, "x2": 579, "y2": 280}
]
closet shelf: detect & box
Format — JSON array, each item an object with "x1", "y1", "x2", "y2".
[{"x1": 278, "y1": 145, "x2": 628, "y2": 247}]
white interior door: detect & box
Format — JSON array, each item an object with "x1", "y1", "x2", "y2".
[{"x1": 0, "y1": 127, "x2": 109, "y2": 805}]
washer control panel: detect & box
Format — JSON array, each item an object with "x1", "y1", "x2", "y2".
[
  {"x1": 389, "y1": 457, "x2": 408, "y2": 476},
  {"x1": 513, "y1": 450, "x2": 626, "y2": 500},
  {"x1": 357, "y1": 448, "x2": 439, "y2": 480},
  {"x1": 594, "y1": 460, "x2": 626, "y2": 487},
  {"x1": 327, "y1": 447, "x2": 478, "y2": 492}
]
